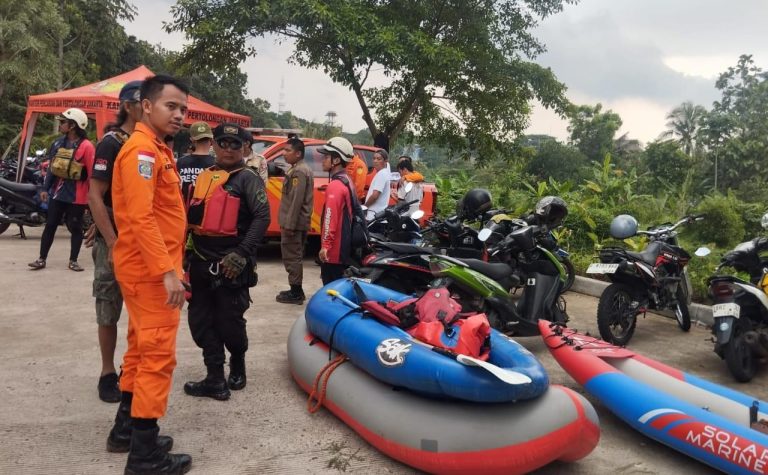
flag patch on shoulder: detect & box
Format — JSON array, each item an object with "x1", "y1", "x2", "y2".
[{"x1": 138, "y1": 152, "x2": 155, "y2": 179}]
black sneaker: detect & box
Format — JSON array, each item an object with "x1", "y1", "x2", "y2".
[
  {"x1": 98, "y1": 373, "x2": 121, "y2": 403},
  {"x1": 275, "y1": 289, "x2": 306, "y2": 305},
  {"x1": 183, "y1": 378, "x2": 230, "y2": 401}
]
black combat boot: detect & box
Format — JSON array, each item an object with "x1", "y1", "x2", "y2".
[
  {"x1": 107, "y1": 392, "x2": 173, "y2": 453},
  {"x1": 183, "y1": 365, "x2": 230, "y2": 400},
  {"x1": 275, "y1": 285, "x2": 305, "y2": 304},
  {"x1": 124, "y1": 423, "x2": 191, "y2": 475},
  {"x1": 227, "y1": 354, "x2": 246, "y2": 390}
]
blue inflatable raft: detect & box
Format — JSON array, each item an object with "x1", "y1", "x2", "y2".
[{"x1": 305, "y1": 279, "x2": 549, "y2": 403}]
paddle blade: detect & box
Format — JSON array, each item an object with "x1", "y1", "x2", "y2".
[{"x1": 455, "y1": 354, "x2": 533, "y2": 385}]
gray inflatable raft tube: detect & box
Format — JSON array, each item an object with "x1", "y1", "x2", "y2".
[{"x1": 287, "y1": 317, "x2": 600, "y2": 474}]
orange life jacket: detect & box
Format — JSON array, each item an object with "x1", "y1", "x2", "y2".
[{"x1": 187, "y1": 167, "x2": 243, "y2": 237}]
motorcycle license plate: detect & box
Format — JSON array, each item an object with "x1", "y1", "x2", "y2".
[
  {"x1": 586, "y1": 263, "x2": 619, "y2": 274},
  {"x1": 712, "y1": 303, "x2": 740, "y2": 319}
]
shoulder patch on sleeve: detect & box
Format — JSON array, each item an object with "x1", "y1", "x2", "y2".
[
  {"x1": 94, "y1": 159, "x2": 108, "y2": 171},
  {"x1": 138, "y1": 151, "x2": 155, "y2": 179}
]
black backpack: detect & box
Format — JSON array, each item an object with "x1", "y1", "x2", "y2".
[{"x1": 332, "y1": 174, "x2": 370, "y2": 251}]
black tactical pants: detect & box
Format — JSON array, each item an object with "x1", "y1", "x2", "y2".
[{"x1": 188, "y1": 261, "x2": 250, "y2": 368}]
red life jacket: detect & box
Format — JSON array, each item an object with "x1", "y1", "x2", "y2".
[
  {"x1": 187, "y1": 167, "x2": 242, "y2": 236},
  {"x1": 356, "y1": 284, "x2": 492, "y2": 360}
]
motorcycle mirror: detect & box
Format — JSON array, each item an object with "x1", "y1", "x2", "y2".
[
  {"x1": 404, "y1": 181, "x2": 413, "y2": 193},
  {"x1": 695, "y1": 247, "x2": 711, "y2": 257},
  {"x1": 478, "y1": 228, "x2": 493, "y2": 242},
  {"x1": 35, "y1": 150, "x2": 45, "y2": 157},
  {"x1": 411, "y1": 209, "x2": 424, "y2": 220},
  {"x1": 761, "y1": 212, "x2": 768, "y2": 230}
]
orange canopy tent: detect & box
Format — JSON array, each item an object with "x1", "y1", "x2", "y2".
[{"x1": 17, "y1": 65, "x2": 251, "y2": 180}]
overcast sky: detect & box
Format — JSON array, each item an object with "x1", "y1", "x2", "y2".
[{"x1": 122, "y1": 0, "x2": 768, "y2": 144}]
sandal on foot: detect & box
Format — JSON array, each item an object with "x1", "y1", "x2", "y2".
[
  {"x1": 28, "y1": 258, "x2": 46, "y2": 270},
  {"x1": 68, "y1": 261, "x2": 84, "y2": 272}
]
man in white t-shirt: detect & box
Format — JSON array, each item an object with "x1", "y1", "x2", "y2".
[{"x1": 364, "y1": 149, "x2": 391, "y2": 219}]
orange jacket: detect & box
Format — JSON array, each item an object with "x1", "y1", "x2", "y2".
[
  {"x1": 112, "y1": 122, "x2": 186, "y2": 283},
  {"x1": 345, "y1": 154, "x2": 368, "y2": 200}
]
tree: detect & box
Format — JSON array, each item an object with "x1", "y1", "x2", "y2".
[
  {"x1": 644, "y1": 140, "x2": 691, "y2": 188},
  {"x1": 525, "y1": 139, "x2": 588, "y2": 183},
  {"x1": 167, "y1": 0, "x2": 573, "y2": 162},
  {"x1": 700, "y1": 55, "x2": 768, "y2": 191},
  {"x1": 660, "y1": 101, "x2": 706, "y2": 156},
  {"x1": 0, "y1": 1, "x2": 65, "y2": 143},
  {"x1": 567, "y1": 104, "x2": 622, "y2": 161},
  {"x1": 53, "y1": 0, "x2": 137, "y2": 89}
]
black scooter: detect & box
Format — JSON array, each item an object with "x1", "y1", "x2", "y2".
[
  {"x1": 709, "y1": 237, "x2": 768, "y2": 382},
  {"x1": 0, "y1": 176, "x2": 47, "y2": 238}
]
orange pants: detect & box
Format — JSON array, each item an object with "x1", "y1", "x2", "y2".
[{"x1": 118, "y1": 280, "x2": 180, "y2": 419}]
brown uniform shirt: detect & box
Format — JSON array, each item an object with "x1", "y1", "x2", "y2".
[{"x1": 278, "y1": 160, "x2": 314, "y2": 231}]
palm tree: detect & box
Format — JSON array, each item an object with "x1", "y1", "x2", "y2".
[{"x1": 660, "y1": 101, "x2": 707, "y2": 156}]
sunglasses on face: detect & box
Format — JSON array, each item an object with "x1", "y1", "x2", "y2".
[{"x1": 216, "y1": 139, "x2": 243, "y2": 151}]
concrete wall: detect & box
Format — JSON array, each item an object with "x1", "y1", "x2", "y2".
[{"x1": 571, "y1": 276, "x2": 714, "y2": 326}]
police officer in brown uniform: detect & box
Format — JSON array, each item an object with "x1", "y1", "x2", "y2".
[{"x1": 276, "y1": 137, "x2": 313, "y2": 304}]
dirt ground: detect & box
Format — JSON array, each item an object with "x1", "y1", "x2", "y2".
[{"x1": 1, "y1": 227, "x2": 766, "y2": 474}]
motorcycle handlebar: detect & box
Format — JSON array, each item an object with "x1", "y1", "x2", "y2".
[{"x1": 640, "y1": 214, "x2": 705, "y2": 237}]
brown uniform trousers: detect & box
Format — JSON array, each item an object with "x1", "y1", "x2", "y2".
[{"x1": 278, "y1": 160, "x2": 313, "y2": 286}]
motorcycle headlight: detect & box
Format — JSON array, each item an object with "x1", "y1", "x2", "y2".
[{"x1": 719, "y1": 322, "x2": 730, "y2": 332}]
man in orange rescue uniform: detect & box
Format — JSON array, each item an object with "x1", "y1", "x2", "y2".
[
  {"x1": 345, "y1": 152, "x2": 368, "y2": 201},
  {"x1": 106, "y1": 74, "x2": 192, "y2": 475}
]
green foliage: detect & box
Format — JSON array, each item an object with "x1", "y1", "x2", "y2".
[
  {"x1": 644, "y1": 140, "x2": 692, "y2": 189},
  {"x1": 525, "y1": 139, "x2": 589, "y2": 182},
  {"x1": 567, "y1": 103, "x2": 623, "y2": 161},
  {"x1": 690, "y1": 193, "x2": 746, "y2": 248},
  {"x1": 0, "y1": 1, "x2": 65, "y2": 142},
  {"x1": 168, "y1": 0, "x2": 573, "y2": 162},
  {"x1": 701, "y1": 55, "x2": 768, "y2": 191},
  {"x1": 660, "y1": 101, "x2": 707, "y2": 156}
]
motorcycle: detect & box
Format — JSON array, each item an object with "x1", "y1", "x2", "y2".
[
  {"x1": 482, "y1": 212, "x2": 575, "y2": 293},
  {"x1": 0, "y1": 176, "x2": 47, "y2": 237},
  {"x1": 709, "y1": 234, "x2": 768, "y2": 382},
  {"x1": 0, "y1": 150, "x2": 46, "y2": 184},
  {"x1": 352, "y1": 219, "x2": 568, "y2": 336},
  {"x1": 588, "y1": 214, "x2": 708, "y2": 346},
  {"x1": 366, "y1": 199, "x2": 423, "y2": 244}
]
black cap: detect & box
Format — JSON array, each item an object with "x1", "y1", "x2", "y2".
[
  {"x1": 212, "y1": 123, "x2": 244, "y2": 144},
  {"x1": 119, "y1": 80, "x2": 142, "y2": 102}
]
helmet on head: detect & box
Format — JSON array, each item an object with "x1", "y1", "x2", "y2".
[
  {"x1": 319, "y1": 136, "x2": 354, "y2": 163},
  {"x1": 610, "y1": 214, "x2": 639, "y2": 239},
  {"x1": 534, "y1": 196, "x2": 568, "y2": 228},
  {"x1": 459, "y1": 188, "x2": 492, "y2": 220},
  {"x1": 762, "y1": 212, "x2": 768, "y2": 230},
  {"x1": 59, "y1": 108, "x2": 88, "y2": 130}
]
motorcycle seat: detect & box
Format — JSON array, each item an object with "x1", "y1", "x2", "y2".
[
  {"x1": 0, "y1": 176, "x2": 37, "y2": 194},
  {"x1": 376, "y1": 241, "x2": 434, "y2": 255},
  {"x1": 626, "y1": 241, "x2": 661, "y2": 266},
  {"x1": 460, "y1": 258, "x2": 513, "y2": 282}
]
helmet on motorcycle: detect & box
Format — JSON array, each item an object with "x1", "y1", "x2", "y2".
[
  {"x1": 57, "y1": 108, "x2": 88, "y2": 130},
  {"x1": 761, "y1": 212, "x2": 768, "y2": 230},
  {"x1": 459, "y1": 188, "x2": 492, "y2": 219},
  {"x1": 534, "y1": 196, "x2": 568, "y2": 228},
  {"x1": 610, "y1": 214, "x2": 639, "y2": 239}
]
